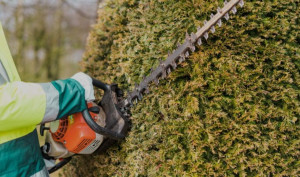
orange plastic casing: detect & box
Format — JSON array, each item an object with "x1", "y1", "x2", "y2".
[{"x1": 51, "y1": 103, "x2": 98, "y2": 153}]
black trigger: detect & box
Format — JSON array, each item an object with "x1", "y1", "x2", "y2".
[{"x1": 88, "y1": 106, "x2": 100, "y2": 114}]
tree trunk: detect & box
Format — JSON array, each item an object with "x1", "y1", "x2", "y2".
[
  {"x1": 14, "y1": 0, "x2": 26, "y2": 74},
  {"x1": 52, "y1": 0, "x2": 63, "y2": 80}
]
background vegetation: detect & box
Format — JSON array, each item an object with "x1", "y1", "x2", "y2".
[
  {"x1": 0, "y1": 0, "x2": 100, "y2": 81},
  {"x1": 69, "y1": 0, "x2": 298, "y2": 176}
]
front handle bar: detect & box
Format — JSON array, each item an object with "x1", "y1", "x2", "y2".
[{"x1": 81, "y1": 78, "x2": 125, "y2": 140}]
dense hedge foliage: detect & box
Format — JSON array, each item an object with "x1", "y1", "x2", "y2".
[{"x1": 65, "y1": 0, "x2": 299, "y2": 176}]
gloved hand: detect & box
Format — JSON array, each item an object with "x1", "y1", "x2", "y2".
[
  {"x1": 38, "y1": 72, "x2": 96, "y2": 122},
  {"x1": 71, "y1": 72, "x2": 95, "y2": 102}
]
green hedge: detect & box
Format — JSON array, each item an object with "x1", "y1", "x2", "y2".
[{"x1": 65, "y1": 0, "x2": 299, "y2": 176}]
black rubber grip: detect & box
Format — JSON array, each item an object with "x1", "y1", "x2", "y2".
[
  {"x1": 92, "y1": 78, "x2": 109, "y2": 91},
  {"x1": 82, "y1": 109, "x2": 125, "y2": 140}
]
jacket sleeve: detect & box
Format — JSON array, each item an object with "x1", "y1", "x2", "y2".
[{"x1": 0, "y1": 79, "x2": 87, "y2": 132}]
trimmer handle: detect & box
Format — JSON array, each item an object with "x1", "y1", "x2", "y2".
[
  {"x1": 92, "y1": 78, "x2": 109, "y2": 91},
  {"x1": 41, "y1": 78, "x2": 129, "y2": 174},
  {"x1": 40, "y1": 123, "x2": 50, "y2": 136},
  {"x1": 81, "y1": 78, "x2": 127, "y2": 140}
]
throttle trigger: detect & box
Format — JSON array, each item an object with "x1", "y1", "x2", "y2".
[{"x1": 88, "y1": 106, "x2": 100, "y2": 114}]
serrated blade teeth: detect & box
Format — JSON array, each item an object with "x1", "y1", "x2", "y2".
[
  {"x1": 197, "y1": 26, "x2": 201, "y2": 31},
  {"x1": 204, "y1": 32, "x2": 209, "y2": 40},
  {"x1": 217, "y1": 19, "x2": 222, "y2": 27},
  {"x1": 179, "y1": 57, "x2": 184, "y2": 63},
  {"x1": 231, "y1": 6, "x2": 237, "y2": 14},
  {"x1": 181, "y1": 55, "x2": 186, "y2": 61},
  {"x1": 127, "y1": 96, "x2": 133, "y2": 105},
  {"x1": 167, "y1": 67, "x2": 171, "y2": 74},
  {"x1": 197, "y1": 38, "x2": 202, "y2": 46},
  {"x1": 239, "y1": 0, "x2": 244, "y2": 7},
  {"x1": 138, "y1": 93, "x2": 143, "y2": 100},
  {"x1": 179, "y1": 55, "x2": 185, "y2": 63},
  {"x1": 210, "y1": 26, "x2": 215, "y2": 33},
  {"x1": 185, "y1": 32, "x2": 190, "y2": 40},
  {"x1": 154, "y1": 78, "x2": 159, "y2": 85},
  {"x1": 129, "y1": 100, "x2": 133, "y2": 107},
  {"x1": 162, "y1": 70, "x2": 167, "y2": 78},
  {"x1": 224, "y1": 13, "x2": 229, "y2": 20},
  {"x1": 171, "y1": 61, "x2": 177, "y2": 69},
  {"x1": 191, "y1": 32, "x2": 197, "y2": 41},
  {"x1": 140, "y1": 93, "x2": 143, "y2": 100},
  {"x1": 122, "y1": 0, "x2": 246, "y2": 110},
  {"x1": 190, "y1": 45, "x2": 196, "y2": 52},
  {"x1": 185, "y1": 51, "x2": 190, "y2": 58}
]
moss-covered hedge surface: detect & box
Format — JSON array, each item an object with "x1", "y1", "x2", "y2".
[{"x1": 65, "y1": 0, "x2": 299, "y2": 176}]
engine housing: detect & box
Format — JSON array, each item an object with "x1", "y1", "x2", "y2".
[{"x1": 46, "y1": 103, "x2": 106, "y2": 158}]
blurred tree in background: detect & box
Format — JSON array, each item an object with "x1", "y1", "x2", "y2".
[{"x1": 0, "y1": 0, "x2": 102, "y2": 82}]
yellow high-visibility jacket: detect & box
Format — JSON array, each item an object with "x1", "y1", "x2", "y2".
[{"x1": 0, "y1": 22, "x2": 87, "y2": 177}]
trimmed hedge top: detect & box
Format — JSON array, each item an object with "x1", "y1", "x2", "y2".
[{"x1": 66, "y1": 0, "x2": 299, "y2": 176}]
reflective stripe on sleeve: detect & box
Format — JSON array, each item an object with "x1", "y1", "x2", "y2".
[
  {"x1": 30, "y1": 166, "x2": 49, "y2": 177},
  {"x1": 39, "y1": 83, "x2": 59, "y2": 123},
  {"x1": 51, "y1": 78, "x2": 87, "y2": 119}
]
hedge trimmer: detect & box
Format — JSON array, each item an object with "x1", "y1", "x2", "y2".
[{"x1": 40, "y1": 0, "x2": 244, "y2": 173}]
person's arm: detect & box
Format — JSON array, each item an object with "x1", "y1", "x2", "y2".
[{"x1": 0, "y1": 72, "x2": 94, "y2": 132}]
